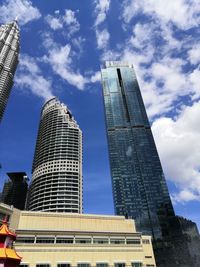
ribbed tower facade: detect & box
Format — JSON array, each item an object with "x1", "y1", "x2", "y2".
[
  {"x1": 28, "y1": 98, "x2": 82, "y2": 213},
  {"x1": 0, "y1": 20, "x2": 19, "y2": 122}
]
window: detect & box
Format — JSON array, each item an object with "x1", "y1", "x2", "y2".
[
  {"x1": 93, "y1": 238, "x2": 108, "y2": 244},
  {"x1": 57, "y1": 264, "x2": 70, "y2": 267},
  {"x1": 56, "y1": 237, "x2": 73, "y2": 244},
  {"x1": 96, "y1": 263, "x2": 108, "y2": 267},
  {"x1": 110, "y1": 239, "x2": 125, "y2": 244},
  {"x1": 77, "y1": 264, "x2": 90, "y2": 267},
  {"x1": 145, "y1": 256, "x2": 152, "y2": 259},
  {"x1": 36, "y1": 237, "x2": 54, "y2": 243},
  {"x1": 75, "y1": 238, "x2": 91, "y2": 244},
  {"x1": 142, "y1": 239, "x2": 150, "y2": 244},
  {"x1": 20, "y1": 265, "x2": 29, "y2": 267},
  {"x1": 36, "y1": 265, "x2": 50, "y2": 267},
  {"x1": 114, "y1": 263, "x2": 125, "y2": 267},
  {"x1": 126, "y1": 239, "x2": 140, "y2": 245},
  {"x1": 131, "y1": 263, "x2": 142, "y2": 267},
  {"x1": 16, "y1": 237, "x2": 35, "y2": 243}
]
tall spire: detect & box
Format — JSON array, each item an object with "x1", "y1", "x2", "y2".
[{"x1": 0, "y1": 20, "x2": 20, "y2": 122}]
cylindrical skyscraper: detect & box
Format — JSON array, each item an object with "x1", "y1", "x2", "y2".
[
  {"x1": 28, "y1": 98, "x2": 82, "y2": 213},
  {"x1": 0, "y1": 20, "x2": 19, "y2": 122}
]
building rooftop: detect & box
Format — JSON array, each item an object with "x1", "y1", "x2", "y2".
[
  {"x1": 104, "y1": 61, "x2": 134, "y2": 68},
  {"x1": 7, "y1": 172, "x2": 28, "y2": 182}
]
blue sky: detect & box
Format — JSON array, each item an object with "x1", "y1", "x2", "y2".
[{"x1": 0, "y1": 0, "x2": 200, "y2": 229}]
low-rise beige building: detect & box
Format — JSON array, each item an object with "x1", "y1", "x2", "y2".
[{"x1": 0, "y1": 203, "x2": 156, "y2": 267}]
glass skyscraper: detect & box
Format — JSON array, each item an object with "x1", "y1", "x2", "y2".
[
  {"x1": 28, "y1": 98, "x2": 82, "y2": 213},
  {"x1": 101, "y1": 61, "x2": 174, "y2": 239},
  {"x1": 0, "y1": 20, "x2": 19, "y2": 122},
  {"x1": 101, "y1": 61, "x2": 200, "y2": 266},
  {"x1": 1, "y1": 172, "x2": 28, "y2": 210}
]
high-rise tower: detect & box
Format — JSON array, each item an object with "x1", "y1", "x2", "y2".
[
  {"x1": 1, "y1": 172, "x2": 28, "y2": 210},
  {"x1": 101, "y1": 62, "x2": 200, "y2": 266},
  {"x1": 101, "y1": 61, "x2": 174, "y2": 239},
  {"x1": 28, "y1": 98, "x2": 82, "y2": 213},
  {"x1": 0, "y1": 20, "x2": 19, "y2": 122}
]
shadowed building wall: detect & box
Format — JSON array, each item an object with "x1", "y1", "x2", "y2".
[{"x1": 1, "y1": 172, "x2": 28, "y2": 210}]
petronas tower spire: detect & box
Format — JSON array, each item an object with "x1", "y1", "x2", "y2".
[{"x1": 0, "y1": 20, "x2": 19, "y2": 122}]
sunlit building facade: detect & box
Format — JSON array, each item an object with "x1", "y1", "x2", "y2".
[
  {"x1": 28, "y1": 98, "x2": 82, "y2": 213},
  {"x1": 0, "y1": 20, "x2": 19, "y2": 122},
  {"x1": 0, "y1": 203, "x2": 156, "y2": 267}
]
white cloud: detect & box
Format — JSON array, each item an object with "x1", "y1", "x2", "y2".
[
  {"x1": 90, "y1": 71, "x2": 101, "y2": 83},
  {"x1": 188, "y1": 45, "x2": 200, "y2": 65},
  {"x1": 130, "y1": 23, "x2": 155, "y2": 50},
  {"x1": 94, "y1": 0, "x2": 111, "y2": 50},
  {"x1": 63, "y1": 9, "x2": 80, "y2": 35},
  {"x1": 45, "y1": 15, "x2": 62, "y2": 30},
  {"x1": 42, "y1": 34, "x2": 88, "y2": 90},
  {"x1": 101, "y1": 49, "x2": 121, "y2": 62},
  {"x1": 45, "y1": 9, "x2": 80, "y2": 35},
  {"x1": 152, "y1": 101, "x2": 200, "y2": 204},
  {"x1": 41, "y1": 32, "x2": 101, "y2": 90},
  {"x1": 16, "y1": 54, "x2": 53, "y2": 100},
  {"x1": 47, "y1": 44, "x2": 71, "y2": 66},
  {"x1": 94, "y1": 0, "x2": 110, "y2": 26},
  {"x1": 189, "y1": 68, "x2": 200, "y2": 100},
  {"x1": 72, "y1": 36, "x2": 85, "y2": 51},
  {"x1": 172, "y1": 190, "x2": 200, "y2": 204},
  {"x1": 143, "y1": 56, "x2": 200, "y2": 117},
  {"x1": 122, "y1": 0, "x2": 200, "y2": 30},
  {"x1": 151, "y1": 58, "x2": 187, "y2": 95},
  {"x1": 115, "y1": 18, "x2": 200, "y2": 118},
  {"x1": 0, "y1": 0, "x2": 41, "y2": 25},
  {"x1": 96, "y1": 29, "x2": 110, "y2": 49},
  {"x1": 64, "y1": 9, "x2": 77, "y2": 25}
]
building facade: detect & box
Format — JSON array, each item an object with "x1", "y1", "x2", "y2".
[
  {"x1": 27, "y1": 98, "x2": 82, "y2": 213},
  {"x1": 101, "y1": 61, "x2": 174, "y2": 239},
  {"x1": 0, "y1": 20, "x2": 19, "y2": 122},
  {"x1": 101, "y1": 61, "x2": 200, "y2": 266},
  {"x1": 0, "y1": 203, "x2": 156, "y2": 267},
  {"x1": 1, "y1": 172, "x2": 28, "y2": 210}
]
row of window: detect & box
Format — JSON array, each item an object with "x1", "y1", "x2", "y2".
[
  {"x1": 34, "y1": 167, "x2": 79, "y2": 176},
  {"x1": 35, "y1": 140, "x2": 80, "y2": 145},
  {"x1": 28, "y1": 194, "x2": 79, "y2": 204},
  {"x1": 16, "y1": 236, "x2": 148, "y2": 245},
  {"x1": 31, "y1": 176, "x2": 80, "y2": 186},
  {"x1": 20, "y1": 262, "x2": 154, "y2": 267}
]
